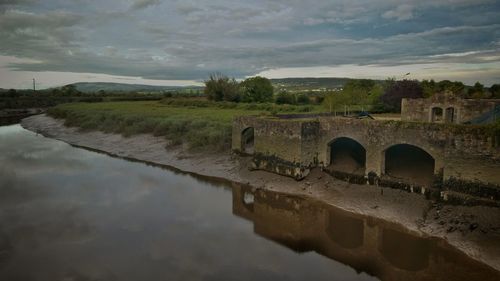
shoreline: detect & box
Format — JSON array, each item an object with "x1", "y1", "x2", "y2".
[{"x1": 21, "y1": 114, "x2": 500, "y2": 271}]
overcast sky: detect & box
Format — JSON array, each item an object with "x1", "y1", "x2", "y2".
[{"x1": 0, "y1": 0, "x2": 499, "y2": 89}]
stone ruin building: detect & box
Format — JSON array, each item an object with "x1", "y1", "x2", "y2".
[{"x1": 232, "y1": 93, "x2": 500, "y2": 206}]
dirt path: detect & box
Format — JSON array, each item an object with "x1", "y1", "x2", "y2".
[{"x1": 21, "y1": 114, "x2": 500, "y2": 271}]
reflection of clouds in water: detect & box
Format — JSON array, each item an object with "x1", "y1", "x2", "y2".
[
  {"x1": 58, "y1": 268, "x2": 118, "y2": 281},
  {"x1": 0, "y1": 167, "x2": 48, "y2": 205},
  {"x1": 0, "y1": 126, "x2": 92, "y2": 177},
  {"x1": 0, "y1": 202, "x2": 97, "y2": 279},
  {"x1": 1, "y1": 125, "x2": 378, "y2": 281},
  {"x1": 1, "y1": 205, "x2": 96, "y2": 250}
]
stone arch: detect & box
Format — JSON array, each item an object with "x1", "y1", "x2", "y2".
[
  {"x1": 445, "y1": 107, "x2": 455, "y2": 123},
  {"x1": 240, "y1": 127, "x2": 254, "y2": 155},
  {"x1": 431, "y1": 107, "x2": 444, "y2": 123},
  {"x1": 382, "y1": 144, "x2": 435, "y2": 186},
  {"x1": 326, "y1": 209, "x2": 364, "y2": 249},
  {"x1": 327, "y1": 137, "x2": 366, "y2": 175}
]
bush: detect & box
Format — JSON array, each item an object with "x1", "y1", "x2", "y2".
[
  {"x1": 240, "y1": 76, "x2": 274, "y2": 103},
  {"x1": 296, "y1": 94, "x2": 310, "y2": 104},
  {"x1": 275, "y1": 91, "x2": 296, "y2": 105},
  {"x1": 204, "y1": 73, "x2": 241, "y2": 102}
]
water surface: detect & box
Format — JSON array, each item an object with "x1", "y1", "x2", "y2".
[{"x1": 0, "y1": 124, "x2": 498, "y2": 281}]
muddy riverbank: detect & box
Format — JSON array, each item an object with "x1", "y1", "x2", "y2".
[{"x1": 21, "y1": 114, "x2": 500, "y2": 272}]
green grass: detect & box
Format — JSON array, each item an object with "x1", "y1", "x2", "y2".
[{"x1": 48, "y1": 100, "x2": 324, "y2": 151}]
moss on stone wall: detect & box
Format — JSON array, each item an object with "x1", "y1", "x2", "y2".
[{"x1": 443, "y1": 177, "x2": 500, "y2": 201}]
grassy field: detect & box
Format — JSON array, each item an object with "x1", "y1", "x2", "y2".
[{"x1": 48, "y1": 100, "x2": 323, "y2": 150}]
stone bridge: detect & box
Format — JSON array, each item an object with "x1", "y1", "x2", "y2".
[{"x1": 232, "y1": 115, "x2": 500, "y2": 203}]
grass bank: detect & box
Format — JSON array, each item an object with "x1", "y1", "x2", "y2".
[{"x1": 47, "y1": 100, "x2": 323, "y2": 150}]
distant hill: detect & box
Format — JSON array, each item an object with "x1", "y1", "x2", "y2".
[
  {"x1": 270, "y1": 77, "x2": 383, "y2": 91},
  {"x1": 71, "y1": 78, "x2": 362, "y2": 93},
  {"x1": 70, "y1": 82, "x2": 202, "y2": 93}
]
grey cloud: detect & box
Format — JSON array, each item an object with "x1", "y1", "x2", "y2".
[
  {"x1": 0, "y1": 0, "x2": 36, "y2": 5},
  {"x1": 7, "y1": 23, "x2": 499, "y2": 80},
  {"x1": 130, "y1": 0, "x2": 160, "y2": 10},
  {"x1": 0, "y1": 0, "x2": 498, "y2": 81},
  {"x1": 0, "y1": 9, "x2": 83, "y2": 59},
  {"x1": 382, "y1": 4, "x2": 415, "y2": 21}
]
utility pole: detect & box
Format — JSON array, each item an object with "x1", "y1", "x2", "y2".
[{"x1": 33, "y1": 78, "x2": 36, "y2": 92}]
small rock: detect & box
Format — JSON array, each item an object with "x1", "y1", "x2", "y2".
[
  {"x1": 446, "y1": 226, "x2": 456, "y2": 233},
  {"x1": 371, "y1": 205, "x2": 379, "y2": 209},
  {"x1": 469, "y1": 223, "x2": 479, "y2": 231}
]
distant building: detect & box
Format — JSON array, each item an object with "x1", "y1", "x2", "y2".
[{"x1": 401, "y1": 92, "x2": 500, "y2": 124}]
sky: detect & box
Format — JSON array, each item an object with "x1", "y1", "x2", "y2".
[{"x1": 0, "y1": 0, "x2": 499, "y2": 89}]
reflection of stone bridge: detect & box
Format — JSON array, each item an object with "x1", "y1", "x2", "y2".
[
  {"x1": 232, "y1": 186, "x2": 500, "y2": 281},
  {"x1": 232, "y1": 115, "x2": 500, "y2": 204}
]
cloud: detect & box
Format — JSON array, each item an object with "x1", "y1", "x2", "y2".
[
  {"x1": 382, "y1": 4, "x2": 415, "y2": 21},
  {"x1": 130, "y1": 0, "x2": 160, "y2": 10},
  {"x1": 0, "y1": 0, "x2": 36, "y2": 5},
  {"x1": 0, "y1": 0, "x2": 499, "y2": 86}
]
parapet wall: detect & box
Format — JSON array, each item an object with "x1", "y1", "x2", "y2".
[{"x1": 402, "y1": 93, "x2": 500, "y2": 124}]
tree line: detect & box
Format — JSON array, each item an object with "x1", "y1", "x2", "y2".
[
  {"x1": 324, "y1": 79, "x2": 500, "y2": 113},
  {"x1": 204, "y1": 73, "x2": 499, "y2": 113}
]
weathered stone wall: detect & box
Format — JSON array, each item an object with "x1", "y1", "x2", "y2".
[
  {"x1": 316, "y1": 118, "x2": 448, "y2": 177},
  {"x1": 232, "y1": 115, "x2": 500, "y2": 201},
  {"x1": 232, "y1": 116, "x2": 319, "y2": 179},
  {"x1": 231, "y1": 116, "x2": 262, "y2": 154},
  {"x1": 402, "y1": 93, "x2": 500, "y2": 124}
]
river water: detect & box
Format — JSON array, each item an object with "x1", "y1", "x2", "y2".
[{"x1": 0, "y1": 124, "x2": 498, "y2": 281}]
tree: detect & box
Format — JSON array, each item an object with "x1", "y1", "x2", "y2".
[
  {"x1": 296, "y1": 93, "x2": 310, "y2": 104},
  {"x1": 240, "y1": 76, "x2": 273, "y2": 103},
  {"x1": 7, "y1": 89, "x2": 19, "y2": 98},
  {"x1": 421, "y1": 79, "x2": 436, "y2": 98},
  {"x1": 468, "y1": 82, "x2": 485, "y2": 99},
  {"x1": 204, "y1": 73, "x2": 241, "y2": 102},
  {"x1": 436, "y1": 80, "x2": 465, "y2": 96},
  {"x1": 490, "y1": 84, "x2": 500, "y2": 98},
  {"x1": 322, "y1": 91, "x2": 350, "y2": 112},
  {"x1": 62, "y1": 84, "x2": 78, "y2": 95},
  {"x1": 275, "y1": 90, "x2": 296, "y2": 105},
  {"x1": 380, "y1": 79, "x2": 423, "y2": 112}
]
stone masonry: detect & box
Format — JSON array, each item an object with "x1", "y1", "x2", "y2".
[{"x1": 232, "y1": 114, "x2": 500, "y2": 205}]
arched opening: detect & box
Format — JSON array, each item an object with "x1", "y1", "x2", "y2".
[
  {"x1": 326, "y1": 209, "x2": 364, "y2": 249},
  {"x1": 445, "y1": 107, "x2": 455, "y2": 123},
  {"x1": 431, "y1": 107, "x2": 443, "y2": 123},
  {"x1": 384, "y1": 144, "x2": 435, "y2": 186},
  {"x1": 241, "y1": 127, "x2": 254, "y2": 154},
  {"x1": 328, "y1": 137, "x2": 366, "y2": 175}
]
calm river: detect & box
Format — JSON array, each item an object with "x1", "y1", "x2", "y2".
[{"x1": 0, "y1": 124, "x2": 498, "y2": 281}]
